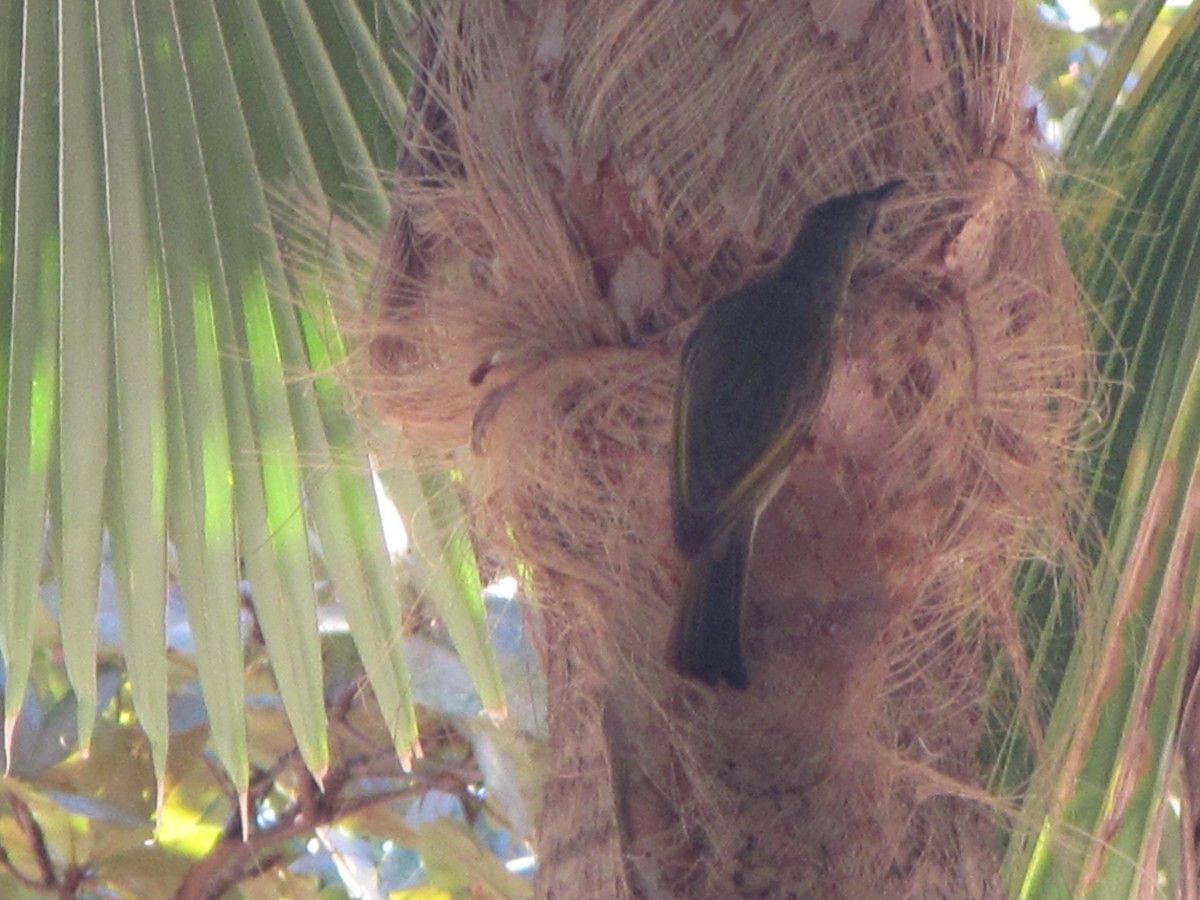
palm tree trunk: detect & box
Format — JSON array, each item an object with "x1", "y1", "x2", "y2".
[{"x1": 371, "y1": 2, "x2": 1089, "y2": 896}]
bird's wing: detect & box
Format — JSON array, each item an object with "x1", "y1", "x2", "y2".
[{"x1": 671, "y1": 290, "x2": 804, "y2": 553}]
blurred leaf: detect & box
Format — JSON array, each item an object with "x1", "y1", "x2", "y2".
[
  {"x1": 238, "y1": 870, "x2": 323, "y2": 900},
  {"x1": 391, "y1": 888, "x2": 454, "y2": 900},
  {"x1": 467, "y1": 723, "x2": 541, "y2": 842},
  {"x1": 246, "y1": 698, "x2": 301, "y2": 770},
  {"x1": 10, "y1": 669, "x2": 122, "y2": 779},
  {"x1": 417, "y1": 818, "x2": 533, "y2": 900},
  {"x1": 154, "y1": 793, "x2": 224, "y2": 861},
  {"x1": 89, "y1": 841, "x2": 196, "y2": 897}
]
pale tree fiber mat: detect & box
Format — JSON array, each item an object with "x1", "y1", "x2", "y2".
[{"x1": 369, "y1": 1, "x2": 1092, "y2": 897}]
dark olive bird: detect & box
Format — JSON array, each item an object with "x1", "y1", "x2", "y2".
[{"x1": 668, "y1": 180, "x2": 904, "y2": 689}]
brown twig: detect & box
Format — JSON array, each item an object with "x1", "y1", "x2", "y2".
[
  {"x1": 0, "y1": 800, "x2": 93, "y2": 898},
  {"x1": 173, "y1": 771, "x2": 422, "y2": 900},
  {"x1": 172, "y1": 727, "x2": 462, "y2": 900}
]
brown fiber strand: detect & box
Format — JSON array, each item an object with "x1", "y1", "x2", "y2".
[{"x1": 366, "y1": 1, "x2": 1092, "y2": 896}]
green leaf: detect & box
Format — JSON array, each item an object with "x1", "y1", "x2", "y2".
[
  {"x1": 0, "y1": 0, "x2": 505, "y2": 826},
  {"x1": 162, "y1": 274, "x2": 247, "y2": 796},
  {"x1": 97, "y1": 0, "x2": 170, "y2": 795},
  {"x1": 417, "y1": 818, "x2": 534, "y2": 900},
  {"x1": 1, "y1": 3, "x2": 58, "y2": 765},
  {"x1": 378, "y1": 456, "x2": 508, "y2": 722},
  {"x1": 1006, "y1": 5, "x2": 1200, "y2": 896},
  {"x1": 237, "y1": 270, "x2": 327, "y2": 779},
  {"x1": 56, "y1": 0, "x2": 112, "y2": 753}
]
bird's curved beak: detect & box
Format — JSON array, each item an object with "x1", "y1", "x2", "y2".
[{"x1": 868, "y1": 178, "x2": 906, "y2": 203}]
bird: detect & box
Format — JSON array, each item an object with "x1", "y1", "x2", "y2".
[{"x1": 668, "y1": 180, "x2": 904, "y2": 689}]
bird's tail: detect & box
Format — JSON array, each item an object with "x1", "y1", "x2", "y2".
[{"x1": 667, "y1": 521, "x2": 751, "y2": 689}]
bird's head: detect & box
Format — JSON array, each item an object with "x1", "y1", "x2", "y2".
[
  {"x1": 778, "y1": 179, "x2": 905, "y2": 283},
  {"x1": 810, "y1": 179, "x2": 904, "y2": 254}
]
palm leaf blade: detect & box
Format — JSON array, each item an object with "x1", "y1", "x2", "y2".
[
  {"x1": 98, "y1": 0, "x2": 171, "y2": 790},
  {"x1": 1007, "y1": 6, "x2": 1200, "y2": 895},
  {"x1": 56, "y1": 0, "x2": 112, "y2": 752},
  {"x1": 1, "y1": 2, "x2": 59, "y2": 765}
]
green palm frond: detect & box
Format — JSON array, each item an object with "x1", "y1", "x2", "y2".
[
  {"x1": 0, "y1": 0, "x2": 505, "y2": 812},
  {"x1": 1005, "y1": 3, "x2": 1200, "y2": 896}
]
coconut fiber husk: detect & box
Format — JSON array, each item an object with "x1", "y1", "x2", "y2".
[{"x1": 368, "y1": 1, "x2": 1091, "y2": 897}]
